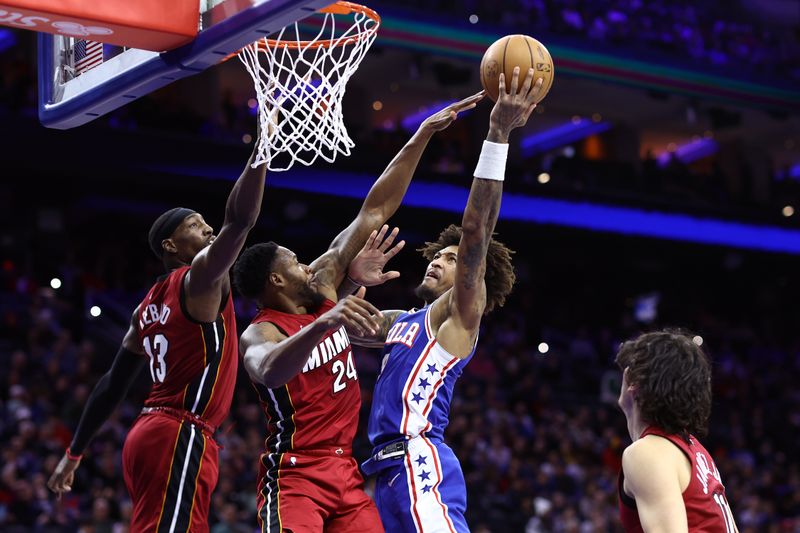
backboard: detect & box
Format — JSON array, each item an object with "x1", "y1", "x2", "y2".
[{"x1": 37, "y1": 0, "x2": 330, "y2": 129}]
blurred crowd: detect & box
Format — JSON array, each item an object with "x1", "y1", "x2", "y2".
[
  {"x1": 1, "y1": 2, "x2": 799, "y2": 529},
  {"x1": 2, "y1": 232, "x2": 799, "y2": 532},
  {"x1": 384, "y1": 0, "x2": 800, "y2": 82}
]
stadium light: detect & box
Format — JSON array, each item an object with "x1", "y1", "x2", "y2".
[{"x1": 538, "y1": 342, "x2": 549, "y2": 354}]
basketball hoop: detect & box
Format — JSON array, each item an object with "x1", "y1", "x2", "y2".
[{"x1": 238, "y1": 1, "x2": 380, "y2": 171}]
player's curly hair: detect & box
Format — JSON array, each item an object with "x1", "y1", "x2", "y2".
[
  {"x1": 233, "y1": 242, "x2": 279, "y2": 299},
  {"x1": 418, "y1": 224, "x2": 515, "y2": 314},
  {"x1": 615, "y1": 329, "x2": 712, "y2": 438}
]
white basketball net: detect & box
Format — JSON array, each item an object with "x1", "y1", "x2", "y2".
[{"x1": 238, "y1": 4, "x2": 379, "y2": 171}]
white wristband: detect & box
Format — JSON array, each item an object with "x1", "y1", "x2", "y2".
[{"x1": 473, "y1": 140, "x2": 509, "y2": 181}]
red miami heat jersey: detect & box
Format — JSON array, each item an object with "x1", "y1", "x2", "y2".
[
  {"x1": 619, "y1": 427, "x2": 737, "y2": 532},
  {"x1": 251, "y1": 299, "x2": 361, "y2": 451},
  {"x1": 137, "y1": 266, "x2": 238, "y2": 428}
]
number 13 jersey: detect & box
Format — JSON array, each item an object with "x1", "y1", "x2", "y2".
[
  {"x1": 250, "y1": 299, "x2": 361, "y2": 451},
  {"x1": 136, "y1": 266, "x2": 239, "y2": 429}
]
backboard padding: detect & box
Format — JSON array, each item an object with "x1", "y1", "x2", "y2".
[{"x1": 38, "y1": 0, "x2": 330, "y2": 129}]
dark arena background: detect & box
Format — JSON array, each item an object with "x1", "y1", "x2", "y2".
[{"x1": 1, "y1": 0, "x2": 800, "y2": 531}]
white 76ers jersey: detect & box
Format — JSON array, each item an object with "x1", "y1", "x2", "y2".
[{"x1": 367, "y1": 306, "x2": 476, "y2": 448}]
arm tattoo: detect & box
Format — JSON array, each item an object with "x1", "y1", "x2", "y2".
[
  {"x1": 460, "y1": 178, "x2": 502, "y2": 289},
  {"x1": 334, "y1": 228, "x2": 372, "y2": 276},
  {"x1": 378, "y1": 310, "x2": 404, "y2": 340},
  {"x1": 314, "y1": 259, "x2": 337, "y2": 287},
  {"x1": 350, "y1": 310, "x2": 404, "y2": 347}
]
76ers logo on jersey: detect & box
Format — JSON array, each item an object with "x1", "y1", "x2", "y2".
[{"x1": 386, "y1": 321, "x2": 420, "y2": 347}]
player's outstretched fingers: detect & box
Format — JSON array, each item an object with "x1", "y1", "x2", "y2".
[
  {"x1": 509, "y1": 66, "x2": 521, "y2": 96},
  {"x1": 498, "y1": 72, "x2": 506, "y2": 97},
  {"x1": 452, "y1": 91, "x2": 485, "y2": 112},
  {"x1": 526, "y1": 77, "x2": 543, "y2": 104},
  {"x1": 378, "y1": 226, "x2": 399, "y2": 252},
  {"x1": 347, "y1": 294, "x2": 383, "y2": 319},
  {"x1": 520, "y1": 68, "x2": 534, "y2": 98},
  {"x1": 373, "y1": 225, "x2": 390, "y2": 249},
  {"x1": 383, "y1": 239, "x2": 405, "y2": 261},
  {"x1": 363, "y1": 229, "x2": 379, "y2": 251},
  {"x1": 335, "y1": 301, "x2": 368, "y2": 336},
  {"x1": 342, "y1": 306, "x2": 379, "y2": 335}
]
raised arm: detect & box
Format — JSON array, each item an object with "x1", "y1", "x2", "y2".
[
  {"x1": 186, "y1": 143, "x2": 266, "y2": 302},
  {"x1": 242, "y1": 292, "x2": 383, "y2": 388},
  {"x1": 310, "y1": 92, "x2": 485, "y2": 293},
  {"x1": 337, "y1": 224, "x2": 406, "y2": 299},
  {"x1": 47, "y1": 309, "x2": 147, "y2": 496},
  {"x1": 437, "y1": 69, "x2": 541, "y2": 355},
  {"x1": 335, "y1": 225, "x2": 408, "y2": 347}
]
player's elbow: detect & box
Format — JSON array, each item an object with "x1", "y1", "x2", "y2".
[
  {"x1": 460, "y1": 217, "x2": 485, "y2": 239},
  {"x1": 257, "y1": 360, "x2": 292, "y2": 389},
  {"x1": 244, "y1": 351, "x2": 283, "y2": 389},
  {"x1": 260, "y1": 375, "x2": 287, "y2": 389}
]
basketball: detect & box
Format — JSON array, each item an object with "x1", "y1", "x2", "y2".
[{"x1": 480, "y1": 34, "x2": 554, "y2": 103}]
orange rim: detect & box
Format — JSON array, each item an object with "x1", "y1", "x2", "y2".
[
  {"x1": 223, "y1": 1, "x2": 379, "y2": 62},
  {"x1": 261, "y1": 1, "x2": 379, "y2": 50}
]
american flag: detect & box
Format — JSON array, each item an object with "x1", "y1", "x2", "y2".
[{"x1": 74, "y1": 40, "x2": 103, "y2": 74}]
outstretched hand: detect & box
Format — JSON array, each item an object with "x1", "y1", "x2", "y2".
[
  {"x1": 347, "y1": 225, "x2": 405, "y2": 287},
  {"x1": 321, "y1": 292, "x2": 382, "y2": 337},
  {"x1": 488, "y1": 67, "x2": 543, "y2": 142},
  {"x1": 421, "y1": 91, "x2": 486, "y2": 133},
  {"x1": 47, "y1": 453, "x2": 81, "y2": 498}
]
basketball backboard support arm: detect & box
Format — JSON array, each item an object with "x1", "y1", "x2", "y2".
[{"x1": 38, "y1": 0, "x2": 330, "y2": 129}]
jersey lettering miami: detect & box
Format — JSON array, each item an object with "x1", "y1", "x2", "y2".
[
  {"x1": 250, "y1": 299, "x2": 362, "y2": 530},
  {"x1": 251, "y1": 299, "x2": 361, "y2": 452},
  {"x1": 368, "y1": 306, "x2": 475, "y2": 447}
]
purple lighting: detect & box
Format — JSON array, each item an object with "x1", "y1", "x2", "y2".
[
  {"x1": 401, "y1": 102, "x2": 453, "y2": 131},
  {"x1": 521, "y1": 118, "x2": 612, "y2": 155},
  {"x1": 400, "y1": 98, "x2": 478, "y2": 132},
  {"x1": 0, "y1": 29, "x2": 16, "y2": 53},
  {"x1": 657, "y1": 138, "x2": 719, "y2": 166},
  {"x1": 139, "y1": 164, "x2": 800, "y2": 255}
]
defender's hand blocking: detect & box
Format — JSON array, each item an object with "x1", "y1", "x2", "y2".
[
  {"x1": 47, "y1": 453, "x2": 81, "y2": 497},
  {"x1": 348, "y1": 225, "x2": 405, "y2": 287},
  {"x1": 489, "y1": 67, "x2": 542, "y2": 142},
  {"x1": 321, "y1": 291, "x2": 383, "y2": 337},
  {"x1": 420, "y1": 91, "x2": 485, "y2": 132}
]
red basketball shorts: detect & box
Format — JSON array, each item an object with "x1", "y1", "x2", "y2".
[
  {"x1": 256, "y1": 449, "x2": 383, "y2": 533},
  {"x1": 122, "y1": 412, "x2": 219, "y2": 533}
]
